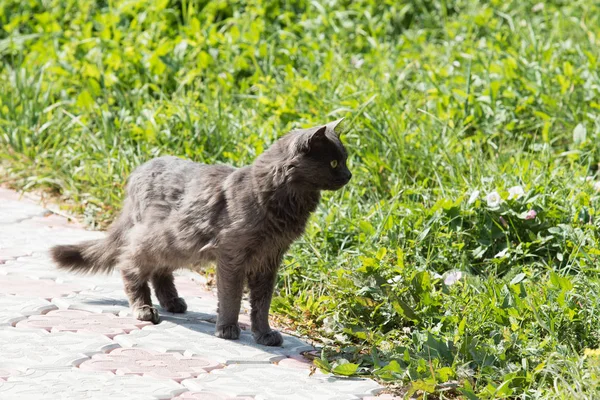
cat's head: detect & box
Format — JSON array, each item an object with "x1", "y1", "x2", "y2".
[{"x1": 283, "y1": 118, "x2": 352, "y2": 191}]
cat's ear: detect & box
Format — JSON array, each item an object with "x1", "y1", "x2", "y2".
[
  {"x1": 299, "y1": 126, "x2": 327, "y2": 153},
  {"x1": 294, "y1": 124, "x2": 329, "y2": 154},
  {"x1": 309, "y1": 126, "x2": 327, "y2": 145},
  {"x1": 326, "y1": 118, "x2": 345, "y2": 137}
]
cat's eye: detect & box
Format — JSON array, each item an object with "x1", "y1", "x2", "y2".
[{"x1": 330, "y1": 160, "x2": 338, "y2": 168}]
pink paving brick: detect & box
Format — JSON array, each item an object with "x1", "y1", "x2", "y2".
[
  {"x1": 0, "y1": 369, "x2": 9, "y2": 381},
  {"x1": 277, "y1": 355, "x2": 313, "y2": 369},
  {"x1": 173, "y1": 276, "x2": 211, "y2": 297},
  {"x1": 79, "y1": 348, "x2": 222, "y2": 382},
  {"x1": 238, "y1": 314, "x2": 251, "y2": 330},
  {"x1": 0, "y1": 187, "x2": 26, "y2": 202},
  {"x1": 0, "y1": 276, "x2": 80, "y2": 300},
  {"x1": 15, "y1": 310, "x2": 152, "y2": 338},
  {"x1": 24, "y1": 214, "x2": 83, "y2": 229},
  {"x1": 0, "y1": 368, "x2": 22, "y2": 381},
  {"x1": 174, "y1": 392, "x2": 254, "y2": 400}
]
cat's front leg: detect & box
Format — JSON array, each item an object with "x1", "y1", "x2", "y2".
[
  {"x1": 247, "y1": 267, "x2": 283, "y2": 346},
  {"x1": 215, "y1": 260, "x2": 244, "y2": 340}
]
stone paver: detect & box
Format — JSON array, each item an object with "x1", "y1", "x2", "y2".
[
  {"x1": 0, "y1": 188, "x2": 386, "y2": 399},
  {"x1": 0, "y1": 275, "x2": 80, "y2": 300},
  {"x1": 0, "y1": 221, "x2": 104, "y2": 262},
  {"x1": 116, "y1": 321, "x2": 314, "y2": 365},
  {"x1": 0, "y1": 295, "x2": 57, "y2": 326},
  {"x1": 0, "y1": 368, "x2": 23, "y2": 382},
  {"x1": 0, "y1": 253, "x2": 120, "y2": 286},
  {"x1": 174, "y1": 392, "x2": 254, "y2": 399},
  {"x1": 182, "y1": 364, "x2": 382, "y2": 399},
  {"x1": 53, "y1": 288, "x2": 137, "y2": 315},
  {"x1": 0, "y1": 327, "x2": 118, "y2": 368},
  {"x1": 15, "y1": 309, "x2": 152, "y2": 338},
  {"x1": 0, "y1": 368, "x2": 186, "y2": 399},
  {"x1": 0, "y1": 253, "x2": 67, "y2": 278},
  {"x1": 79, "y1": 347, "x2": 222, "y2": 382},
  {"x1": 0, "y1": 198, "x2": 50, "y2": 225},
  {"x1": 173, "y1": 276, "x2": 212, "y2": 297}
]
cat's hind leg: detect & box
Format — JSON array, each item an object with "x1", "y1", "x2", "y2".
[
  {"x1": 120, "y1": 267, "x2": 160, "y2": 324},
  {"x1": 151, "y1": 270, "x2": 187, "y2": 313}
]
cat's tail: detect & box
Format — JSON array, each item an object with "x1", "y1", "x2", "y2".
[{"x1": 50, "y1": 217, "x2": 129, "y2": 274}]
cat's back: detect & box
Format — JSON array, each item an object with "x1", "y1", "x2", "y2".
[{"x1": 126, "y1": 156, "x2": 235, "y2": 216}]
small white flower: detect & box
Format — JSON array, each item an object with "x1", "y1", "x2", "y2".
[
  {"x1": 507, "y1": 186, "x2": 525, "y2": 200},
  {"x1": 444, "y1": 271, "x2": 463, "y2": 286},
  {"x1": 495, "y1": 248, "x2": 508, "y2": 258},
  {"x1": 351, "y1": 56, "x2": 364, "y2": 69},
  {"x1": 594, "y1": 181, "x2": 600, "y2": 192},
  {"x1": 486, "y1": 191, "x2": 502, "y2": 208},
  {"x1": 532, "y1": 2, "x2": 544, "y2": 12},
  {"x1": 467, "y1": 190, "x2": 480, "y2": 205}
]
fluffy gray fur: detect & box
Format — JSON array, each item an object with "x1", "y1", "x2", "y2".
[{"x1": 50, "y1": 119, "x2": 351, "y2": 346}]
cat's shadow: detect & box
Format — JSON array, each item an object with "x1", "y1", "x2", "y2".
[
  {"x1": 84, "y1": 298, "x2": 130, "y2": 307},
  {"x1": 158, "y1": 309, "x2": 317, "y2": 358},
  {"x1": 160, "y1": 310, "x2": 220, "y2": 326},
  {"x1": 80, "y1": 298, "x2": 316, "y2": 358}
]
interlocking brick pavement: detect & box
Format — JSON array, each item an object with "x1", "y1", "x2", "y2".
[
  {"x1": 173, "y1": 391, "x2": 254, "y2": 399},
  {"x1": 182, "y1": 364, "x2": 383, "y2": 400},
  {"x1": 0, "y1": 188, "x2": 386, "y2": 399},
  {"x1": 79, "y1": 348, "x2": 222, "y2": 381},
  {"x1": 0, "y1": 275, "x2": 82, "y2": 300},
  {"x1": 0, "y1": 327, "x2": 118, "y2": 368},
  {"x1": 15, "y1": 309, "x2": 152, "y2": 338},
  {"x1": 0, "y1": 295, "x2": 57, "y2": 326},
  {"x1": 0, "y1": 368, "x2": 186, "y2": 399},
  {"x1": 114, "y1": 322, "x2": 311, "y2": 364}
]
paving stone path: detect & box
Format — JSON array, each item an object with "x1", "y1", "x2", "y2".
[{"x1": 0, "y1": 188, "x2": 392, "y2": 399}]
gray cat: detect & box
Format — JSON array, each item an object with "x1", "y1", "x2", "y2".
[{"x1": 50, "y1": 119, "x2": 351, "y2": 346}]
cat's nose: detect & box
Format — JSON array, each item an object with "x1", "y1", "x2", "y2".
[{"x1": 344, "y1": 171, "x2": 352, "y2": 182}]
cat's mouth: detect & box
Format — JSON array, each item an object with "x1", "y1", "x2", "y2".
[{"x1": 328, "y1": 177, "x2": 351, "y2": 190}]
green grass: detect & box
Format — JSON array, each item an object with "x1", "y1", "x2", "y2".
[{"x1": 2, "y1": 0, "x2": 600, "y2": 397}]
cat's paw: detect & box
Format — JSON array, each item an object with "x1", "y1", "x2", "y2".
[
  {"x1": 254, "y1": 330, "x2": 283, "y2": 346},
  {"x1": 162, "y1": 297, "x2": 188, "y2": 313},
  {"x1": 134, "y1": 305, "x2": 160, "y2": 324},
  {"x1": 215, "y1": 324, "x2": 241, "y2": 340}
]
